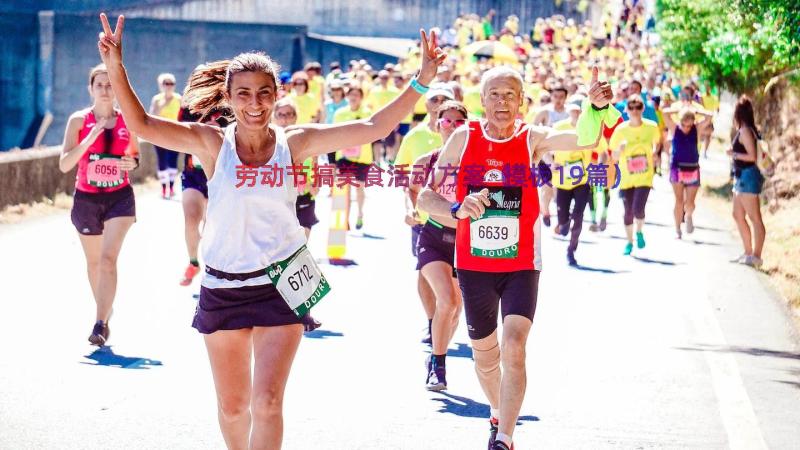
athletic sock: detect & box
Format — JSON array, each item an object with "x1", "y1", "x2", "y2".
[
  {"x1": 428, "y1": 319, "x2": 432, "y2": 335},
  {"x1": 432, "y1": 354, "x2": 446, "y2": 369},
  {"x1": 490, "y1": 408, "x2": 500, "y2": 421},
  {"x1": 189, "y1": 258, "x2": 199, "y2": 267},
  {"x1": 496, "y1": 433, "x2": 513, "y2": 447}
]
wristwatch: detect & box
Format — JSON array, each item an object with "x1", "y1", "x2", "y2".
[{"x1": 450, "y1": 202, "x2": 461, "y2": 220}]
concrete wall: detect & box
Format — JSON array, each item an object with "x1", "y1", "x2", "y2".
[
  {"x1": 44, "y1": 15, "x2": 306, "y2": 147},
  {"x1": 304, "y1": 38, "x2": 396, "y2": 74},
  {"x1": 0, "y1": 142, "x2": 160, "y2": 210},
  {"x1": 0, "y1": 13, "x2": 39, "y2": 151}
]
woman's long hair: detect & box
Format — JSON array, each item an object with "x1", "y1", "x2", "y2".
[
  {"x1": 733, "y1": 95, "x2": 759, "y2": 136},
  {"x1": 183, "y1": 52, "x2": 280, "y2": 120}
]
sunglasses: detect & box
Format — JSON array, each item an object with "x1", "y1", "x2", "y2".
[
  {"x1": 437, "y1": 118, "x2": 466, "y2": 128},
  {"x1": 428, "y1": 96, "x2": 447, "y2": 104},
  {"x1": 276, "y1": 112, "x2": 297, "y2": 118},
  {"x1": 628, "y1": 104, "x2": 644, "y2": 111},
  {"x1": 162, "y1": 82, "x2": 175, "y2": 86}
]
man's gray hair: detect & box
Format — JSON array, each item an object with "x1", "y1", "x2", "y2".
[{"x1": 480, "y1": 66, "x2": 524, "y2": 95}]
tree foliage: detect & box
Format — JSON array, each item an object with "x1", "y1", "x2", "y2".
[{"x1": 656, "y1": 0, "x2": 800, "y2": 93}]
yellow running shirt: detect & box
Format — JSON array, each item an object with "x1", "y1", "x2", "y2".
[
  {"x1": 552, "y1": 119, "x2": 594, "y2": 190},
  {"x1": 366, "y1": 85, "x2": 400, "y2": 112},
  {"x1": 609, "y1": 119, "x2": 660, "y2": 189},
  {"x1": 153, "y1": 93, "x2": 181, "y2": 120},
  {"x1": 395, "y1": 122, "x2": 442, "y2": 222},
  {"x1": 291, "y1": 92, "x2": 320, "y2": 124},
  {"x1": 334, "y1": 107, "x2": 373, "y2": 164}
]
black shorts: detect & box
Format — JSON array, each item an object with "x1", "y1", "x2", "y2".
[
  {"x1": 295, "y1": 193, "x2": 319, "y2": 229},
  {"x1": 411, "y1": 223, "x2": 423, "y2": 257},
  {"x1": 193, "y1": 283, "x2": 302, "y2": 334},
  {"x1": 456, "y1": 269, "x2": 540, "y2": 340},
  {"x1": 416, "y1": 221, "x2": 456, "y2": 276},
  {"x1": 71, "y1": 185, "x2": 136, "y2": 235},
  {"x1": 373, "y1": 130, "x2": 396, "y2": 148},
  {"x1": 335, "y1": 159, "x2": 370, "y2": 183},
  {"x1": 181, "y1": 168, "x2": 208, "y2": 198},
  {"x1": 412, "y1": 113, "x2": 427, "y2": 123},
  {"x1": 537, "y1": 161, "x2": 553, "y2": 186}
]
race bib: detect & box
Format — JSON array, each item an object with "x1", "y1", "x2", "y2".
[
  {"x1": 341, "y1": 145, "x2": 362, "y2": 159},
  {"x1": 266, "y1": 245, "x2": 331, "y2": 318},
  {"x1": 627, "y1": 154, "x2": 649, "y2": 174},
  {"x1": 678, "y1": 168, "x2": 699, "y2": 183},
  {"x1": 565, "y1": 159, "x2": 584, "y2": 181},
  {"x1": 468, "y1": 186, "x2": 522, "y2": 259},
  {"x1": 87, "y1": 153, "x2": 123, "y2": 188}
]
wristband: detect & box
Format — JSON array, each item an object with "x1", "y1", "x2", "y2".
[
  {"x1": 450, "y1": 202, "x2": 461, "y2": 220},
  {"x1": 410, "y1": 78, "x2": 430, "y2": 95}
]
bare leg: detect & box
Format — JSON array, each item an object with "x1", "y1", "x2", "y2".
[
  {"x1": 182, "y1": 189, "x2": 206, "y2": 261},
  {"x1": 250, "y1": 324, "x2": 303, "y2": 450},
  {"x1": 418, "y1": 272, "x2": 435, "y2": 321},
  {"x1": 671, "y1": 182, "x2": 684, "y2": 237},
  {"x1": 739, "y1": 193, "x2": 765, "y2": 258},
  {"x1": 204, "y1": 329, "x2": 253, "y2": 450},
  {"x1": 94, "y1": 216, "x2": 134, "y2": 322},
  {"x1": 78, "y1": 233, "x2": 103, "y2": 304},
  {"x1": 732, "y1": 194, "x2": 753, "y2": 255},
  {"x1": 497, "y1": 315, "x2": 533, "y2": 443},
  {"x1": 422, "y1": 262, "x2": 461, "y2": 356}
]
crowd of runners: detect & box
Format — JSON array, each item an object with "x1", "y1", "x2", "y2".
[{"x1": 58, "y1": 2, "x2": 770, "y2": 449}]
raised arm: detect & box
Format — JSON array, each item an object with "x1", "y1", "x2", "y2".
[
  {"x1": 97, "y1": 14, "x2": 220, "y2": 162},
  {"x1": 530, "y1": 67, "x2": 613, "y2": 157},
  {"x1": 286, "y1": 29, "x2": 446, "y2": 163}
]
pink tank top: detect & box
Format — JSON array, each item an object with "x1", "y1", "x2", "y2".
[{"x1": 75, "y1": 110, "x2": 133, "y2": 193}]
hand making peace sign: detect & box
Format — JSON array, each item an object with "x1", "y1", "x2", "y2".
[
  {"x1": 416, "y1": 29, "x2": 448, "y2": 86},
  {"x1": 98, "y1": 13, "x2": 125, "y2": 67}
]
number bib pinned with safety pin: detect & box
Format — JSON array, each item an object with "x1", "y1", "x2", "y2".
[
  {"x1": 266, "y1": 245, "x2": 331, "y2": 317},
  {"x1": 87, "y1": 153, "x2": 123, "y2": 188},
  {"x1": 468, "y1": 186, "x2": 522, "y2": 259}
]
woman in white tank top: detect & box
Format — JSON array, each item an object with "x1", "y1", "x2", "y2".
[{"x1": 97, "y1": 14, "x2": 445, "y2": 449}]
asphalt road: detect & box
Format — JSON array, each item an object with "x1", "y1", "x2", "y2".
[{"x1": 1, "y1": 158, "x2": 799, "y2": 449}]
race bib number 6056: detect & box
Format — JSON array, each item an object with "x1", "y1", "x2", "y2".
[{"x1": 267, "y1": 245, "x2": 331, "y2": 317}]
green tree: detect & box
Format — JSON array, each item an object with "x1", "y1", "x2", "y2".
[{"x1": 656, "y1": 0, "x2": 800, "y2": 94}]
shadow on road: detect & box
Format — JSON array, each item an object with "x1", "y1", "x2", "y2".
[
  {"x1": 689, "y1": 239, "x2": 722, "y2": 246},
  {"x1": 351, "y1": 233, "x2": 386, "y2": 240},
  {"x1": 676, "y1": 344, "x2": 800, "y2": 360},
  {"x1": 304, "y1": 329, "x2": 344, "y2": 339},
  {"x1": 644, "y1": 221, "x2": 670, "y2": 228},
  {"x1": 447, "y1": 343, "x2": 473, "y2": 359},
  {"x1": 81, "y1": 347, "x2": 163, "y2": 370},
  {"x1": 431, "y1": 392, "x2": 539, "y2": 424},
  {"x1": 570, "y1": 264, "x2": 629, "y2": 274},
  {"x1": 325, "y1": 258, "x2": 358, "y2": 266},
  {"x1": 632, "y1": 256, "x2": 684, "y2": 266}
]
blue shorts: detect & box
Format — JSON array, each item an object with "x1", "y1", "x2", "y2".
[
  {"x1": 398, "y1": 123, "x2": 411, "y2": 136},
  {"x1": 733, "y1": 166, "x2": 763, "y2": 195}
]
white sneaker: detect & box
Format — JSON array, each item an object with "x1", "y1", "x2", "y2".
[
  {"x1": 729, "y1": 254, "x2": 747, "y2": 263},
  {"x1": 742, "y1": 255, "x2": 763, "y2": 268}
]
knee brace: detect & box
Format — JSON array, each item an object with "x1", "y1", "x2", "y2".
[{"x1": 473, "y1": 343, "x2": 501, "y2": 375}]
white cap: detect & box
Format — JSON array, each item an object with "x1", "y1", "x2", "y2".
[{"x1": 425, "y1": 82, "x2": 455, "y2": 100}]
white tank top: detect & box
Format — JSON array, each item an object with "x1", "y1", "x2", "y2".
[
  {"x1": 201, "y1": 123, "x2": 306, "y2": 289},
  {"x1": 547, "y1": 107, "x2": 570, "y2": 125}
]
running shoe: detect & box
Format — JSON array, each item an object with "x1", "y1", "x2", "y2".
[
  {"x1": 88, "y1": 320, "x2": 109, "y2": 346},
  {"x1": 729, "y1": 254, "x2": 747, "y2": 263},
  {"x1": 557, "y1": 223, "x2": 569, "y2": 237},
  {"x1": 599, "y1": 217, "x2": 607, "y2": 231},
  {"x1": 636, "y1": 231, "x2": 646, "y2": 249},
  {"x1": 355, "y1": 216, "x2": 364, "y2": 230},
  {"x1": 180, "y1": 264, "x2": 200, "y2": 286},
  {"x1": 589, "y1": 222, "x2": 599, "y2": 232},
  {"x1": 542, "y1": 215, "x2": 551, "y2": 227},
  {"x1": 624, "y1": 242, "x2": 633, "y2": 255},
  {"x1": 567, "y1": 250, "x2": 577, "y2": 266},
  {"x1": 301, "y1": 314, "x2": 322, "y2": 332},
  {"x1": 487, "y1": 417, "x2": 499, "y2": 450},
  {"x1": 491, "y1": 441, "x2": 513, "y2": 450},
  {"x1": 742, "y1": 255, "x2": 763, "y2": 269},
  {"x1": 169, "y1": 187, "x2": 175, "y2": 199},
  {"x1": 426, "y1": 366, "x2": 447, "y2": 391},
  {"x1": 686, "y1": 215, "x2": 695, "y2": 234}
]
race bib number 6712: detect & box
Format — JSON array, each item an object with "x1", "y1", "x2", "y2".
[{"x1": 267, "y1": 245, "x2": 331, "y2": 317}]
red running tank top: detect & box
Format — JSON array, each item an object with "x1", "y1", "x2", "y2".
[
  {"x1": 75, "y1": 109, "x2": 133, "y2": 193},
  {"x1": 455, "y1": 120, "x2": 542, "y2": 272}
]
